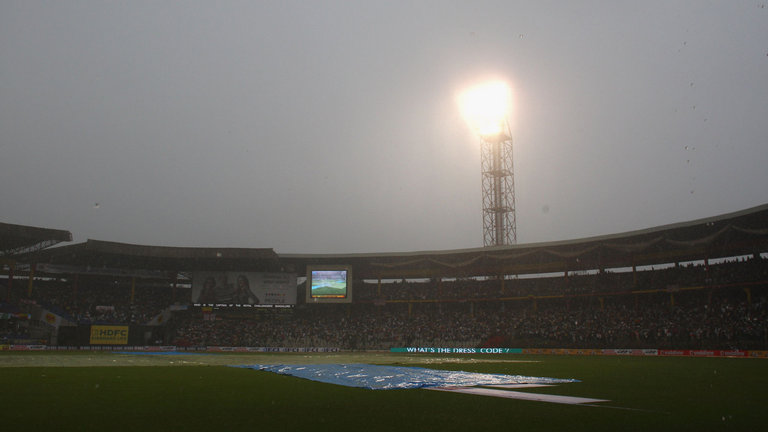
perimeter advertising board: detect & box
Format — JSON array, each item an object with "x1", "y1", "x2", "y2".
[
  {"x1": 90, "y1": 325, "x2": 129, "y2": 345},
  {"x1": 191, "y1": 272, "x2": 297, "y2": 307}
]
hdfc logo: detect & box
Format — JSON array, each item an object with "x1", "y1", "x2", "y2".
[{"x1": 89, "y1": 325, "x2": 129, "y2": 345}]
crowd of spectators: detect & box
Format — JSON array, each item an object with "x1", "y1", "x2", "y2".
[
  {"x1": 0, "y1": 300, "x2": 42, "y2": 344},
  {"x1": 0, "y1": 326, "x2": 31, "y2": 344},
  {"x1": 0, "y1": 314, "x2": 30, "y2": 344},
  {"x1": 170, "y1": 256, "x2": 768, "y2": 350},
  {"x1": 6, "y1": 278, "x2": 175, "y2": 325},
  {"x1": 2, "y1": 255, "x2": 766, "y2": 349},
  {"x1": 169, "y1": 289, "x2": 767, "y2": 350},
  {"x1": 170, "y1": 303, "x2": 486, "y2": 349}
]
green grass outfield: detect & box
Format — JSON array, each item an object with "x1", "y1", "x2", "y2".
[
  {"x1": 311, "y1": 285, "x2": 347, "y2": 296},
  {"x1": 1, "y1": 351, "x2": 766, "y2": 431}
]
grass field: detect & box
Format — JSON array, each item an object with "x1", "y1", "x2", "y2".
[
  {"x1": 311, "y1": 278, "x2": 347, "y2": 297},
  {"x1": 1, "y1": 351, "x2": 766, "y2": 431},
  {"x1": 311, "y1": 285, "x2": 347, "y2": 296}
]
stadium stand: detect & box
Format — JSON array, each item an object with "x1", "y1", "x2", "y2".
[
  {"x1": 1, "y1": 205, "x2": 767, "y2": 350},
  {"x1": 165, "y1": 257, "x2": 767, "y2": 350}
]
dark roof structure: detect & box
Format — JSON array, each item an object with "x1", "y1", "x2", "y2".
[
  {"x1": 16, "y1": 203, "x2": 768, "y2": 280},
  {"x1": 29, "y1": 240, "x2": 280, "y2": 275},
  {"x1": 0, "y1": 222, "x2": 72, "y2": 258},
  {"x1": 281, "y1": 203, "x2": 768, "y2": 279}
]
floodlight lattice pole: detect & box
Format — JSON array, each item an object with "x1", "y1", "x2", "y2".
[{"x1": 480, "y1": 120, "x2": 516, "y2": 246}]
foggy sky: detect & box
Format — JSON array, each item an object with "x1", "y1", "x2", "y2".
[{"x1": 2, "y1": 1, "x2": 767, "y2": 254}]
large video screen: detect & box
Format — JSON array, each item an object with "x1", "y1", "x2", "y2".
[
  {"x1": 192, "y1": 272, "x2": 296, "y2": 308},
  {"x1": 306, "y1": 265, "x2": 352, "y2": 304}
]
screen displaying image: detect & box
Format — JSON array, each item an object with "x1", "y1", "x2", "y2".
[
  {"x1": 310, "y1": 270, "x2": 348, "y2": 298},
  {"x1": 306, "y1": 265, "x2": 352, "y2": 303}
]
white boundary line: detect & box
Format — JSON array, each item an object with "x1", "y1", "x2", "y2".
[
  {"x1": 428, "y1": 386, "x2": 609, "y2": 405},
  {"x1": 484, "y1": 384, "x2": 555, "y2": 389}
]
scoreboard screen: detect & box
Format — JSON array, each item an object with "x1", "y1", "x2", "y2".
[{"x1": 306, "y1": 265, "x2": 352, "y2": 303}]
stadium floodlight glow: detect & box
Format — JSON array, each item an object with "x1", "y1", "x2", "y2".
[
  {"x1": 458, "y1": 81, "x2": 511, "y2": 138},
  {"x1": 458, "y1": 80, "x2": 517, "y2": 247}
]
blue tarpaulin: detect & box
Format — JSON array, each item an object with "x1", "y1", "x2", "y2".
[{"x1": 233, "y1": 363, "x2": 578, "y2": 390}]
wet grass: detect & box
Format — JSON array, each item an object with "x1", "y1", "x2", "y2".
[{"x1": 1, "y1": 352, "x2": 765, "y2": 431}]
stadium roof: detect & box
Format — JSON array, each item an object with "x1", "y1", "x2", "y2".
[
  {"x1": 26, "y1": 239, "x2": 280, "y2": 276},
  {"x1": 16, "y1": 203, "x2": 768, "y2": 280},
  {"x1": 281, "y1": 203, "x2": 768, "y2": 279},
  {"x1": 0, "y1": 222, "x2": 72, "y2": 258}
]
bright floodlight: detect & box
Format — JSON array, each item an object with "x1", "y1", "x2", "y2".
[{"x1": 458, "y1": 81, "x2": 511, "y2": 137}]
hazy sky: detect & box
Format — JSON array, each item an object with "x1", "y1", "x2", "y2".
[{"x1": 2, "y1": 1, "x2": 767, "y2": 254}]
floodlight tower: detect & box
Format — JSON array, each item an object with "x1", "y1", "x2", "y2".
[
  {"x1": 480, "y1": 122, "x2": 516, "y2": 246},
  {"x1": 459, "y1": 81, "x2": 517, "y2": 246}
]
